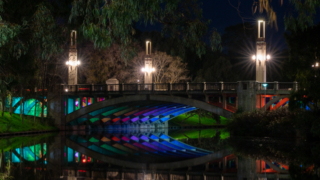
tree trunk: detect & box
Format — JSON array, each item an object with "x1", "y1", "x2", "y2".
[
  {"x1": 21, "y1": 95, "x2": 24, "y2": 124},
  {"x1": 9, "y1": 95, "x2": 13, "y2": 116},
  {"x1": 34, "y1": 99, "x2": 37, "y2": 123},
  {"x1": 1, "y1": 96, "x2": 4, "y2": 117}
]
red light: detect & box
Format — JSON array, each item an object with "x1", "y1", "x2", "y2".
[{"x1": 82, "y1": 159, "x2": 86, "y2": 163}]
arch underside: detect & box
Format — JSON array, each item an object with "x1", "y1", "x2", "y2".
[
  {"x1": 8, "y1": 97, "x2": 47, "y2": 117},
  {"x1": 68, "y1": 101, "x2": 197, "y2": 126},
  {"x1": 65, "y1": 133, "x2": 230, "y2": 169},
  {"x1": 66, "y1": 95, "x2": 233, "y2": 126}
]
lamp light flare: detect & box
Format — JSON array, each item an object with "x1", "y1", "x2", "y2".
[
  {"x1": 312, "y1": 65, "x2": 315, "y2": 67},
  {"x1": 267, "y1": 55, "x2": 271, "y2": 60},
  {"x1": 262, "y1": 83, "x2": 268, "y2": 87},
  {"x1": 252, "y1": 55, "x2": 256, "y2": 60},
  {"x1": 316, "y1": 62, "x2": 319, "y2": 67}
]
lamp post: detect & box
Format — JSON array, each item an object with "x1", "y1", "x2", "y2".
[
  {"x1": 262, "y1": 83, "x2": 268, "y2": 111},
  {"x1": 66, "y1": 30, "x2": 80, "y2": 92},
  {"x1": 252, "y1": 20, "x2": 271, "y2": 83},
  {"x1": 142, "y1": 40, "x2": 155, "y2": 90}
]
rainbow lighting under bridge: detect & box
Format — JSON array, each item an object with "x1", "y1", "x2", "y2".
[
  {"x1": 66, "y1": 133, "x2": 212, "y2": 164},
  {"x1": 67, "y1": 101, "x2": 197, "y2": 129}
]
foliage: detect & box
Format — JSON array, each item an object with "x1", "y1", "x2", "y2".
[
  {"x1": 69, "y1": 0, "x2": 221, "y2": 59},
  {"x1": 228, "y1": 108, "x2": 320, "y2": 139},
  {"x1": 250, "y1": 0, "x2": 320, "y2": 31},
  {"x1": 283, "y1": 23, "x2": 320, "y2": 110},
  {"x1": 0, "y1": 160, "x2": 14, "y2": 180}
]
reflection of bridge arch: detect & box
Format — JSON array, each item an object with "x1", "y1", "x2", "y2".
[
  {"x1": 66, "y1": 95, "x2": 233, "y2": 125},
  {"x1": 8, "y1": 144, "x2": 47, "y2": 163},
  {"x1": 65, "y1": 133, "x2": 231, "y2": 169}
]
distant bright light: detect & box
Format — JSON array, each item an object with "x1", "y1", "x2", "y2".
[
  {"x1": 262, "y1": 84, "x2": 268, "y2": 87},
  {"x1": 137, "y1": 80, "x2": 139, "y2": 82},
  {"x1": 316, "y1": 62, "x2": 319, "y2": 67},
  {"x1": 257, "y1": 55, "x2": 262, "y2": 60},
  {"x1": 66, "y1": 60, "x2": 80, "y2": 66},
  {"x1": 65, "y1": 89, "x2": 68, "y2": 92},
  {"x1": 252, "y1": 55, "x2": 256, "y2": 60},
  {"x1": 267, "y1": 55, "x2": 271, "y2": 60},
  {"x1": 312, "y1": 65, "x2": 315, "y2": 67},
  {"x1": 142, "y1": 67, "x2": 155, "y2": 73}
]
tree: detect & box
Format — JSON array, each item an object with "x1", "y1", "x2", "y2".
[
  {"x1": 283, "y1": 22, "x2": 320, "y2": 111},
  {"x1": 69, "y1": 0, "x2": 222, "y2": 59},
  {"x1": 233, "y1": 0, "x2": 320, "y2": 31},
  {"x1": 78, "y1": 42, "x2": 126, "y2": 84},
  {"x1": 121, "y1": 51, "x2": 189, "y2": 83}
]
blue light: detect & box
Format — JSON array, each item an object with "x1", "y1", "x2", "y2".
[{"x1": 262, "y1": 83, "x2": 268, "y2": 87}]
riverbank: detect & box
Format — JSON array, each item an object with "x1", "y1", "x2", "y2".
[
  {"x1": 170, "y1": 114, "x2": 229, "y2": 126},
  {"x1": 0, "y1": 111, "x2": 58, "y2": 134}
]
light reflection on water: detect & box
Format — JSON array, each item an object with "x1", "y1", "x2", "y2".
[{"x1": 0, "y1": 129, "x2": 319, "y2": 180}]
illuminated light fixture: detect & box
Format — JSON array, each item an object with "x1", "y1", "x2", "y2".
[
  {"x1": 262, "y1": 83, "x2": 268, "y2": 87},
  {"x1": 65, "y1": 89, "x2": 68, "y2": 92},
  {"x1": 316, "y1": 62, "x2": 319, "y2": 67},
  {"x1": 141, "y1": 67, "x2": 155, "y2": 73},
  {"x1": 312, "y1": 65, "x2": 315, "y2": 67},
  {"x1": 252, "y1": 55, "x2": 256, "y2": 60},
  {"x1": 66, "y1": 60, "x2": 80, "y2": 66},
  {"x1": 267, "y1": 55, "x2": 270, "y2": 60}
]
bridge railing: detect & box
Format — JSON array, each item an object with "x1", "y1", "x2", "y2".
[
  {"x1": 189, "y1": 83, "x2": 204, "y2": 91},
  {"x1": 61, "y1": 82, "x2": 298, "y2": 94},
  {"x1": 257, "y1": 82, "x2": 298, "y2": 91},
  {"x1": 206, "y1": 82, "x2": 221, "y2": 91}
]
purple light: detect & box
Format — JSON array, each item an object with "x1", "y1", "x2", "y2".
[
  {"x1": 130, "y1": 136, "x2": 139, "y2": 141},
  {"x1": 75, "y1": 152, "x2": 79, "y2": 157}
]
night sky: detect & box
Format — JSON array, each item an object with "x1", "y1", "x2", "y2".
[{"x1": 136, "y1": 0, "x2": 320, "y2": 51}]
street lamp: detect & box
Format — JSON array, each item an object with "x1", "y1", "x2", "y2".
[
  {"x1": 312, "y1": 62, "x2": 319, "y2": 77},
  {"x1": 66, "y1": 60, "x2": 80, "y2": 66}
]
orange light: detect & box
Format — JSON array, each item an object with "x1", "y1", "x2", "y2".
[{"x1": 82, "y1": 159, "x2": 86, "y2": 163}]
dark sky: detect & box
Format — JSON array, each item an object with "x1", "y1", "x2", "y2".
[{"x1": 136, "y1": 0, "x2": 320, "y2": 51}]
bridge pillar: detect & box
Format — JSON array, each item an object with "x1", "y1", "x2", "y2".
[
  {"x1": 237, "y1": 81, "x2": 258, "y2": 112},
  {"x1": 222, "y1": 94, "x2": 227, "y2": 109}
]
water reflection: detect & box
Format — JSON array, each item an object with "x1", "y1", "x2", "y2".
[{"x1": 0, "y1": 130, "x2": 319, "y2": 179}]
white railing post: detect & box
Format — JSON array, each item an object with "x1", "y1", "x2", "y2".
[
  {"x1": 186, "y1": 82, "x2": 189, "y2": 91},
  {"x1": 203, "y1": 82, "x2": 206, "y2": 91},
  {"x1": 274, "y1": 81, "x2": 278, "y2": 91},
  {"x1": 220, "y1": 81, "x2": 224, "y2": 91}
]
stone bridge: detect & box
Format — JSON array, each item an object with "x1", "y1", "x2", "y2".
[{"x1": 52, "y1": 81, "x2": 298, "y2": 129}]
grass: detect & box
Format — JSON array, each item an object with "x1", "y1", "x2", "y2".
[
  {"x1": 170, "y1": 114, "x2": 230, "y2": 126},
  {"x1": 0, "y1": 111, "x2": 57, "y2": 134},
  {"x1": 169, "y1": 128, "x2": 230, "y2": 140},
  {"x1": 0, "y1": 133, "x2": 57, "y2": 152}
]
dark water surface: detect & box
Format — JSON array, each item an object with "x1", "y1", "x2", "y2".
[{"x1": 0, "y1": 129, "x2": 319, "y2": 180}]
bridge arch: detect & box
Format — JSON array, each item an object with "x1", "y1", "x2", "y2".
[{"x1": 65, "y1": 95, "x2": 233, "y2": 124}]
